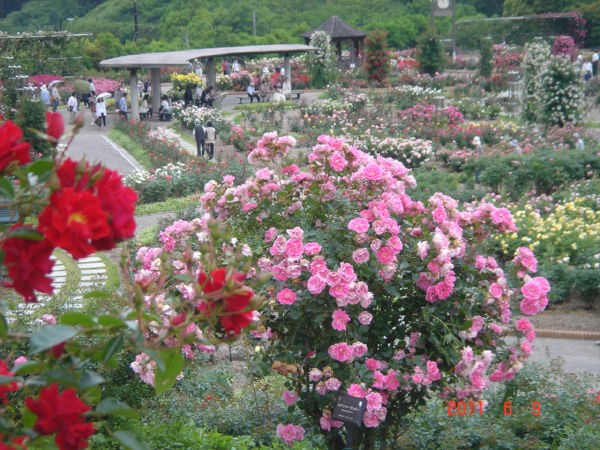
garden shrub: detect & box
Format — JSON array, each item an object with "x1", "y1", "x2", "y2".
[
  {"x1": 15, "y1": 98, "x2": 53, "y2": 157},
  {"x1": 521, "y1": 39, "x2": 551, "y2": 124},
  {"x1": 539, "y1": 55, "x2": 584, "y2": 127},
  {"x1": 416, "y1": 29, "x2": 447, "y2": 76}
]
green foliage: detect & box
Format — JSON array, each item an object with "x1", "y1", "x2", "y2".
[
  {"x1": 416, "y1": 29, "x2": 447, "y2": 77},
  {"x1": 14, "y1": 98, "x2": 53, "y2": 157},
  {"x1": 363, "y1": 29, "x2": 391, "y2": 87},
  {"x1": 478, "y1": 37, "x2": 493, "y2": 78}
]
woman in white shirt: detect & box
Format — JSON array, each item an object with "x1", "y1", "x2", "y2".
[{"x1": 95, "y1": 97, "x2": 107, "y2": 128}]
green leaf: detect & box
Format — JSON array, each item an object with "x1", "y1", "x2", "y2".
[
  {"x1": 0, "y1": 313, "x2": 7, "y2": 339},
  {"x1": 0, "y1": 375, "x2": 17, "y2": 385},
  {"x1": 24, "y1": 160, "x2": 55, "y2": 185},
  {"x1": 82, "y1": 290, "x2": 113, "y2": 299},
  {"x1": 102, "y1": 335, "x2": 124, "y2": 363},
  {"x1": 97, "y1": 315, "x2": 126, "y2": 328},
  {"x1": 93, "y1": 398, "x2": 139, "y2": 419},
  {"x1": 79, "y1": 370, "x2": 105, "y2": 389},
  {"x1": 30, "y1": 325, "x2": 78, "y2": 353},
  {"x1": 153, "y1": 349, "x2": 184, "y2": 395},
  {"x1": 60, "y1": 312, "x2": 96, "y2": 327},
  {"x1": 7, "y1": 227, "x2": 43, "y2": 240},
  {"x1": 0, "y1": 178, "x2": 15, "y2": 199},
  {"x1": 13, "y1": 361, "x2": 42, "y2": 375},
  {"x1": 113, "y1": 430, "x2": 151, "y2": 450}
]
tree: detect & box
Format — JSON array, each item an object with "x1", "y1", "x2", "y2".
[
  {"x1": 308, "y1": 31, "x2": 335, "y2": 89},
  {"x1": 540, "y1": 54, "x2": 584, "y2": 127},
  {"x1": 479, "y1": 37, "x2": 493, "y2": 78},
  {"x1": 521, "y1": 38, "x2": 551, "y2": 124},
  {"x1": 416, "y1": 28, "x2": 447, "y2": 76},
  {"x1": 363, "y1": 29, "x2": 391, "y2": 87}
]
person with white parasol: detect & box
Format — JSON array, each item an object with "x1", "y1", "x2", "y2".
[
  {"x1": 49, "y1": 80, "x2": 61, "y2": 112},
  {"x1": 95, "y1": 92, "x2": 111, "y2": 129}
]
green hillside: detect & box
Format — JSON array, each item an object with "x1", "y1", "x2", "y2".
[{"x1": 1, "y1": 0, "x2": 599, "y2": 52}]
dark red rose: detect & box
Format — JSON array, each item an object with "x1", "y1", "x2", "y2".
[
  {"x1": 0, "y1": 120, "x2": 31, "y2": 173},
  {"x1": 45, "y1": 111, "x2": 64, "y2": 142},
  {"x1": 1, "y1": 225, "x2": 55, "y2": 302},
  {"x1": 38, "y1": 188, "x2": 110, "y2": 259}
]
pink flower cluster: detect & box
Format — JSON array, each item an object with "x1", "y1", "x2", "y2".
[
  {"x1": 276, "y1": 423, "x2": 305, "y2": 445},
  {"x1": 247, "y1": 131, "x2": 296, "y2": 164}
]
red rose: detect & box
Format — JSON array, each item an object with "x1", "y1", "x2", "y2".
[
  {"x1": 45, "y1": 111, "x2": 64, "y2": 142},
  {"x1": 55, "y1": 158, "x2": 92, "y2": 191},
  {"x1": 1, "y1": 226, "x2": 55, "y2": 302},
  {"x1": 0, "y1": 360, "x2": 18, "y2": 404},
  {"x1": 38, "y1": 188, "x2": 110, "y2": 259},
  {"x1": 197, "y1": 267, "x2": 255, "y2": 335},
  {"x1": 91, "y1": 167, "x2": 137, "y2": 249},
  {"x1": 25, "y1": 384, "x2": 94, "y2": 450},
  {"x1": 0, "y1": 120, "x2": 31, "y2": 173}
]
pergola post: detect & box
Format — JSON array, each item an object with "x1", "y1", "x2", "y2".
[
  {"x1": 128, "y1": 68, "x2": 139, "y2": 121},
  {"x1": 283, "y1": 53, "x2": 291, "y2": 89},
  {"x1": 206, "y1": 57, "x2": 216, "y2": 90},
  {"x1": 150, "y1": 68, "x2": 161, "y2": 115}
]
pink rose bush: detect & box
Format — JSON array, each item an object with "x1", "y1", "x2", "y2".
[{"x1": 200, "y1": 132, "x2": 548, "y2": 446}]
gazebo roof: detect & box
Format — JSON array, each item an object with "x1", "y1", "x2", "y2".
[
  {"x1": 100, "y1": 44, "x2": 315, "y2": 69},
  {"x1": 301, "y1": 16, "x2": 367, "y2": 40}
]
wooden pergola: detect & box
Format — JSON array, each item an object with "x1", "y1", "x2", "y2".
[
  {"x1": 301, "y1": 16, "x2": 367, "y2": 66},
  {"x1": 99, "y1": 44, "x2": 314, "y2": 120}
]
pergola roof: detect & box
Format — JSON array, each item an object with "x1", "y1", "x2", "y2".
[
  {"x1": 100, "y1": 44, "x2": 315, "y2": 69},
  {"x1": 300, "y1": 16, "x2": 367, "y2": 40}
]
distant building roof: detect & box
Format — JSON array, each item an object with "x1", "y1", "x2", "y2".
[
  {"x1": 100, "y1": 44, "x2": 315, "y2": 69},
  {"x1": 301, "y1": 16, "x2": 367, "y2": 40}
]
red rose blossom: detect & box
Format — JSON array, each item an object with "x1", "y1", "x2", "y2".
[
  {"x1": 0, "y1": 120, "x2": 31, "y2": 173},
  {"x1": 197, "y1": 267, "x2": 255, "y2": 335},
  {"x1": 25, "y1": 384, "x2": 95, "y2": 450},
  {"x1": 38, "y1": 188, "x2": 110, "y2": 259},
  {"x1": 45, "y1": 111, "x2": 64, "y2": 142},
  {"x1": 0, "y1": 360, "x2": 18, "y2": 404},
  {"x1": 1, "y1": 226, "x2": 55, "y2": 302}
]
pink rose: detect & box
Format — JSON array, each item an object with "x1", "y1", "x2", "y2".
[
  {"x1": 376, "y1": 247, "x2": 396, "y2": 263},
  {"x1": 352, "y1": 341, "x2": 368, "y2": 357},
  {"x1": 284, "y1": 238, "x2": 304, "y2": 259},
  {"x1": 365, "y1": 358, "x2": 382, "y2": 371},
  {"x1": 277, "y1": 288, "x2": 297, "y2": 305},
  {"x1": 331, "y1": 309, "x2": 351, "y2": 331},
  {"x1": 328, "y1": 342, "x2": 354, "y2": 362},
  {"x1": 282, "y1": 390, "x2": 298, "y2": 405},
  {"x1": 366, "y1": 392, "x2": 383, "y2": 411},
  {"x1": 348, "y1": 217, "x2": 370, "y2": 233},
  {"x1": 362, "y1": 162, "x2": 383, "y2": 180},
  {"x1": 347, "y1": 383, "x2": 366, "y2": 398},
  {"x1": 489, "y1": 282, "x2": 504, "y2": 299},
  {"x1": 264, "y1": 227, "x2": 278, "y2": 242},
  {"x1": 304, "y1": 242, "x2": 322, "y2": 255},
  {"x1": 352, "y1": 248, "x2": 370, "y2": 264},
  {"x1": 338, "y1": 262, "x2": 357, "y2": 282},
  {"x1": 358, "y1": 311, "x2": 373, "y2": 325},
  {"x1": 307, "y1": 275, "x2": 326, "y2": 294},
  {"x1": 329, "y1": 151, "x2": 347, "y2": 171},
  {"x1": 426, "y1": 361, "x2": 441, "y2": 381},
  {"x1": 520, "y1": 297, "x2": 543, "y2": 315},
  {"x1": 521, "y1": 281, "x2": 541, "y2": 300}
]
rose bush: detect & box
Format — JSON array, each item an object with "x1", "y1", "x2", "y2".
[{"x1": 200, "y1": 131, "x2": 549, "y2": 448}]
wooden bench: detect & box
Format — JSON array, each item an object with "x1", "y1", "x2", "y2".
[
  {"x1": 289, "y1": 91, "x2": 303, "y2": 100},
  {"x1": 236, "y1": 92, "x2": 266, "y2": 104}
]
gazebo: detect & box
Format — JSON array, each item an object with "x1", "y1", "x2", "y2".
[
  {"x1": 100, "y1": 44, "x2": 314, "y2": 120},
  {"x1": 301, "y1": 16, "x2": 367, "y2": 66}
]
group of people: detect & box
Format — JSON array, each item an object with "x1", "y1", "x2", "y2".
[
  {"x1": 193, "y1": 120, "x2": 217, "y2": 160},
  {"x1": 577, "y1": 53, "x2": 599, "y2": 82}
]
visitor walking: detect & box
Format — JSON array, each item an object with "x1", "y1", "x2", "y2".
[
  {"x1": 88, "y1": 91, "x2": 97, "y2": 125},
  {"x1": 95, "y1": 96, "x2": 107, "y2": 128},
  {"x1": 118, "y1": 93, "x2": 128, "y2": 120},
  {"x1": 39, "y1": 85, "x2": 51, "y2": 109},
  {"x1": 193, "y1": 120, "x2": 206, "y2": 157},
  {"x1": 67, "y1": 92, "x2": 78, "y2": 124},
  {"x1": 204, "y1": 121, "x2": 216, "y2": 160},
  {"x1": 473, "y1": 136, "x2": 483, "y2": 183},
  {"x1": 574, "y1": 133, "x2": 585, "y2": 151},
  {"x1": 139, "y1": 93, "x2": 150, "y2": 120},
  {"x1": 51, "y1": 84, "x2": 60, "y2": 112}
]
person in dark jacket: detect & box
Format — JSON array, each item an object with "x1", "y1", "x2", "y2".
[{"x1": 193, "y1": 120, "x2": 206, "y2": 157}]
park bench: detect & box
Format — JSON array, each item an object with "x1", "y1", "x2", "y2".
[
  {"x1": 236, "y1": 92, "x2": 267, "y2": 104},
  {"x1": 288, "y1": 91, "x2": 303, "y2": 100},
  {"x1": 0, "y1": 199, "x2": 18, "y2": 224}
]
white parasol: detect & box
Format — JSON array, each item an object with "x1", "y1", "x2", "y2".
[
  {"x1": 48, "y1": 79, "x2": 62, "y2": 88},
  {"x1": 96, "y1": 92, "x2": 112, "y2": 101}
]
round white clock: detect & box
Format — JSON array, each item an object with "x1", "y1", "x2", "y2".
[{"x1": 437, "y1": 0, "x2": 450, "y2": 9}]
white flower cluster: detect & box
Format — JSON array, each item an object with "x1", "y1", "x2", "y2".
[
  {"x1": 349, "y1": 135, "x2": 433, "y2": 168},
  {"x1": 147, "y1": 126, "x2": 186, "y2": 149},
  {"x1": 522, "y1": 39, "x2": 551, "y2": 123},
  {"x1": 172, "y1": 103, "x2": 226, "y2": 130},
  {"x1": 540, "y1": 55, "x2": 584, "y2": 126},
  {"x1": 394, "y1": 84, "x2": 442, "y2": 100},
  {"x1": 124, "y1": 162, "x2": 189, "y2": 187}
]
